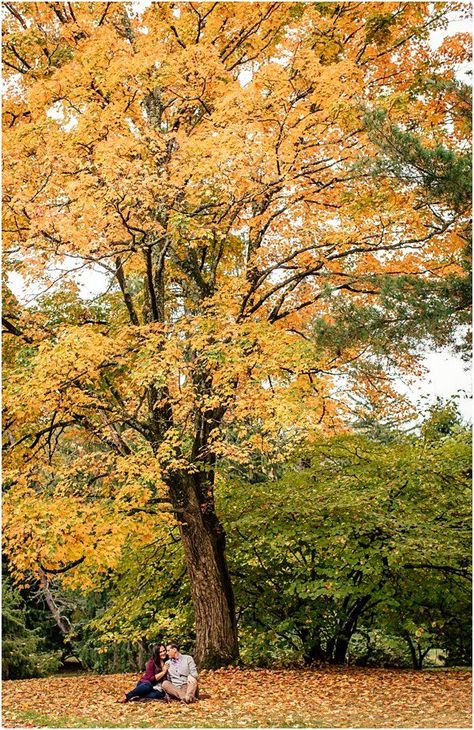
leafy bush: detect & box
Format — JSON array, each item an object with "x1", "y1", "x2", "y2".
[
  {"x1": 238, "y1": 627, "x2": 300, "y2": 668},
  {"x1": 348, "y1": 630, "x2": 411, "y2": 668}
]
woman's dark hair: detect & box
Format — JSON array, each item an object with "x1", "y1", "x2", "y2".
[{"x1": 152, "y1": 643, "x2": 166, "y2": 667}]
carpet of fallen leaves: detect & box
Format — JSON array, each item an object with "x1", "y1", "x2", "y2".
[{"x1": 2, "y1": 667, "x2": 472, "y2": 728}]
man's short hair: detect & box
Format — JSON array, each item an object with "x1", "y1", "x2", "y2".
[{"x1": 166, "y1": 641, "x2": 180, "y2": 651}]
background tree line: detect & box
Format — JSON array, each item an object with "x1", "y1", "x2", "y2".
[{"x1": 3, "y1": 402, "x2": 471, "y2": 679}]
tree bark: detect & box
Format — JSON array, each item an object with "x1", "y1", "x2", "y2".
[
  {"x1": 329, "y1": 596, "x2": 373, "y2": 664},
  {"x1": 334, "y1": 634, "x2": 351, "y2": 664},
  {"x1": 404, "y1": 632, "x2": 422, "y2": 669},
  {"x1": 136, "y1": 639, "x2": 147, "y2": 671},
  {"x1": 39, "y1": 572, "x2": 72, "y2": 636},
  {"x1": 169, "y1": 472, "x2": 238, "y2": 668}
]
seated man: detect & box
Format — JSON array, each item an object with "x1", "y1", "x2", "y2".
[{"x1": 162, "y1": 642, "x2": 199, "y2": 703}]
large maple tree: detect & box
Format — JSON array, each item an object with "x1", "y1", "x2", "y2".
[{"x1": 2, "y1": 2, "x2": 470, "y2": 666}]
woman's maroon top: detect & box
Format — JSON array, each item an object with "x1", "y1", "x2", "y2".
[{"x1": 140, "y1": 659, "x2": 158, "y2": 683}]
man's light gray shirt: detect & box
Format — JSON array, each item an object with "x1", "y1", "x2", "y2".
[{"x1": 167, "y1": 654, "x2": 198, "y2": 687}]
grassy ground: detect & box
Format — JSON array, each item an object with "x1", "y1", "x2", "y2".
[{"x1": 2, "y1": 666, "x2": 472, "y2": 728}]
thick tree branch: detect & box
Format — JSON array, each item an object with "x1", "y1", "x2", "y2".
[{"x1": 114, "y1": 256, "x2": 140, "y2": 325}]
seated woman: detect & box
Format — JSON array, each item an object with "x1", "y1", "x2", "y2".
[{"x1": 118, "y1": 644, "x2": 169, "y2": 703}]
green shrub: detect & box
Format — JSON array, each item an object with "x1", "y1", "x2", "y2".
[{"x1": 2, "y1": 580, "x2": 62, "y2": 679}]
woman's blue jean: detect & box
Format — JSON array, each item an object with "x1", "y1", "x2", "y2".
[{"x1": 126, "y1": 680, "x2": 165, "y2": 702}]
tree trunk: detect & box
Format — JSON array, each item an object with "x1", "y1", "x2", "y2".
[
  {"x1": 303, "y1": 643, "x2": 327, "y2": 665},
  {"x1": 330, "y1": 596, "x2": 373, "y2": 665},
  {"x1": 302, "y1": 629, "x2": 326, "y2": 665},
  {"x1": 170, "y1": 473, "x2": 238, "y2": 668},
  {"x1": 403, "y1": 632, "x2": 422, "y2": 669},
  {"x1": 326, "y1": 636, "x2": 335, "y2": 661},
  {"x1": 136, "y1": 640, "x2": 147, "y2": 671},
  {"x1": 334, "y1": 635, "x2": 351, "y2": 664}
]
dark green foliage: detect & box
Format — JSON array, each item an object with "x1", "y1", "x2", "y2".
[
  {"x1": 218, "y1": 407, "x2": 471, "y2": 668},
  {"x1": 421, "y1": 399, "x2": 468, "y2": 441},
  {"x1": 76, "y1": 632, "x2": 144, "y2": 675},
  {"x1": 348, "y1": 630, "x2": 411, "y2": 668},
  {"x1": 72, "y1": 540, "x2": 194, "y2": 673},
  {"x1": 327, "y1": 98, "x2": 472, "y2": 362},
  {"x1": 362, "y1": 105, "x2": 472, "y2": 214},
  {"x1": 313, "y1": 271, "x2": 471, "y2": 360},
  {"x1": 2, "y1": 579, "x2": 62, "y2": 679}
]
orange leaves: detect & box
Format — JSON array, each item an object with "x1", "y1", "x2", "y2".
[
  {"x1": 2, "y1": 667, "x2": 472, "y2": 728},
  {"x1": 438, "y1": 32, "x2": 472, "y2": 67},
  {"x1": 2, "y1": 466, "x2": 167, "y2": 589},
  {"x1": 4, "y1": 1, "x2": 468, "y2": 290}
]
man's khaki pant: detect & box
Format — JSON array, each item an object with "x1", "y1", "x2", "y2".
[{"x1": 162, "y1": 676, "x2": 198, "y2": 702}]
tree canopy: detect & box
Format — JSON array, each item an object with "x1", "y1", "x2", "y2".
[{"x1": 2, "y1": 1, "x2": 471, "y2": 666}]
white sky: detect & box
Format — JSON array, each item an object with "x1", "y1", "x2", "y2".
[{"x1": 399, "y1": 351, "x2": 471, "y2": 423}]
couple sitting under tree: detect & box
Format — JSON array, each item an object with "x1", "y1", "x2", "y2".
[{"x1": 119, "y1": 642, "x2": 199, "y2": 704}]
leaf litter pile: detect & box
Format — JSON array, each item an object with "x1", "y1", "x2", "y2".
[{"x1": 2, "y1": 667, "x2": 471, "y2": 728}]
